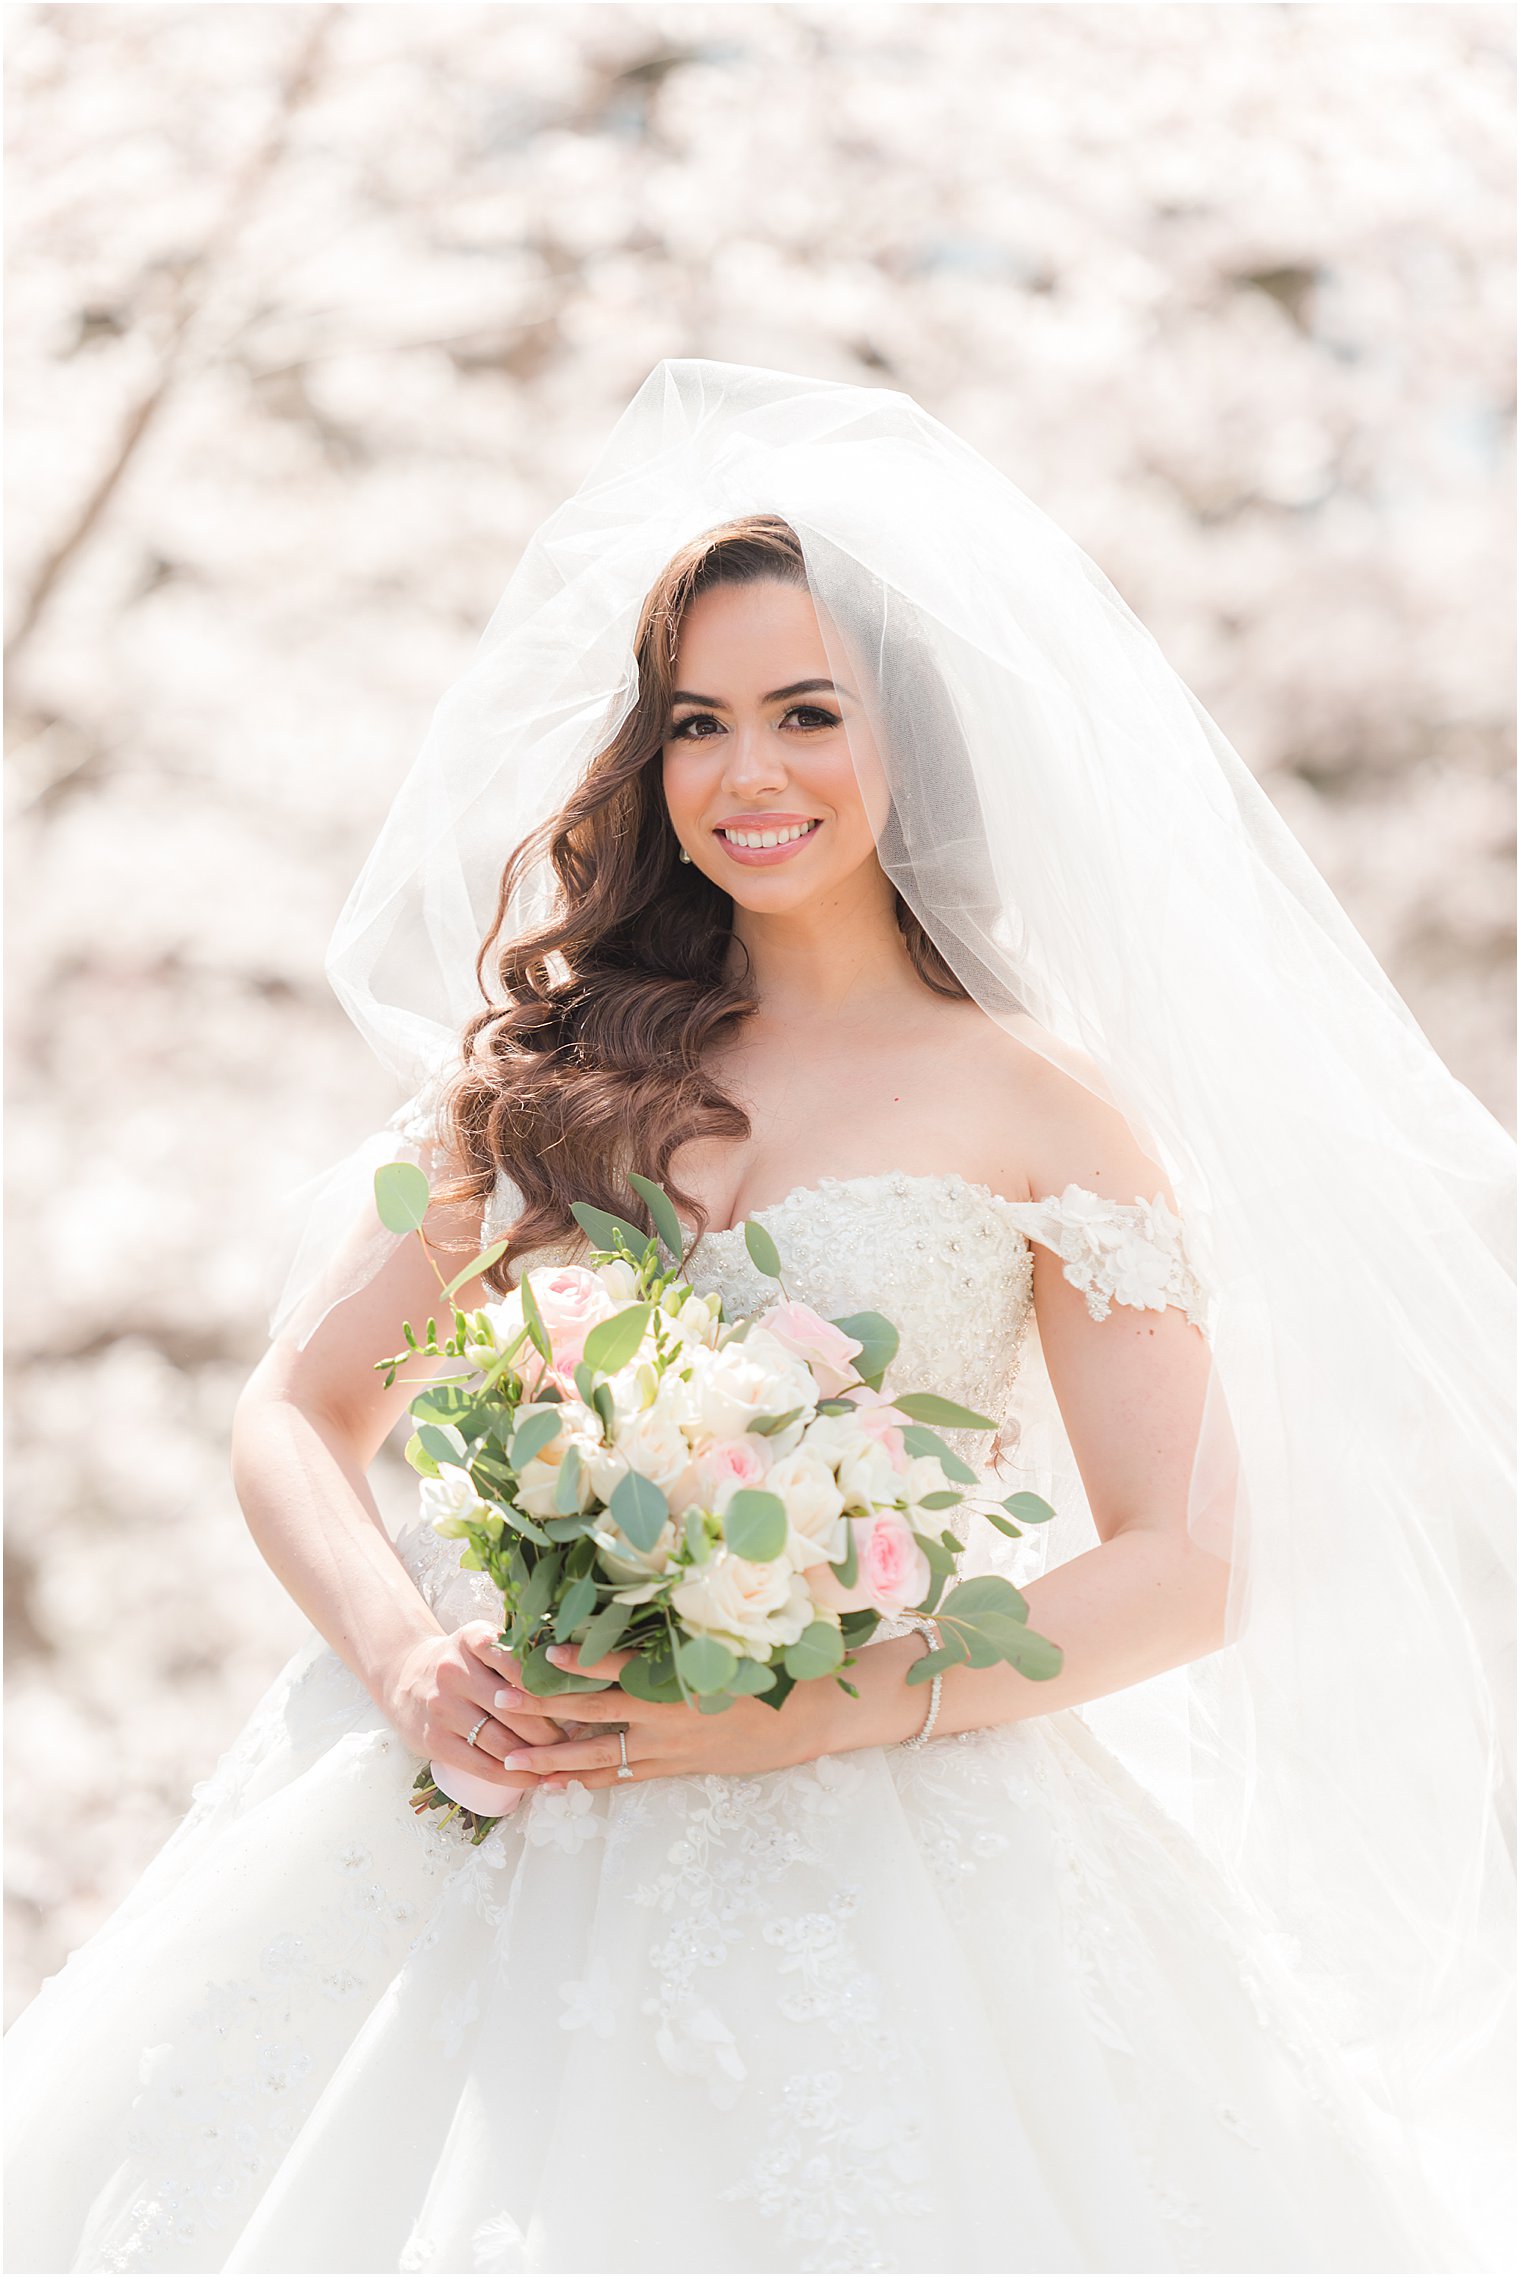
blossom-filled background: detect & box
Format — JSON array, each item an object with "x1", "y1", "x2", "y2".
[{"x1": 5, "y1": 0, "x2": 1514, "y2": 2016}]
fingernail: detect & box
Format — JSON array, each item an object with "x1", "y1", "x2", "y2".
[
  {"x1": 546, "y1": 1645, "x2": 571, "y2": 1664},
  {"x1": 493, "y1": 1688, "x2": 521, "y2": 1712},
  {"x1": 502, "y1": 1752, "x2": 533, "y2": 1771}
]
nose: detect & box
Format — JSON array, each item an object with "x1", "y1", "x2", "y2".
[{"x1": 721, "y1": 720, "x2": 789, "y2": 797}]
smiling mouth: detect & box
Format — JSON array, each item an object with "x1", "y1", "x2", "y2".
[{"x1": 714, "y1": 819, "x2": 821, "y2": 849}]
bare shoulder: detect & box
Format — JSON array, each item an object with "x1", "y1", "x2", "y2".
[{"x1": 946, "y1": 1006, "x2": 1176, "y2": 1208}]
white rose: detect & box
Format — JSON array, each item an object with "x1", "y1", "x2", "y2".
[
  {"x1": 800, "y1": 1412, "x2": 879, "y2": 1473},
  {"x1": 689, "y1": 1327, "x2": 817, "y2": 1443},
  {"x1": 585, "y1": 1406, "x2": 691, "y2": 1507},
  {"x1": 513, "y1": 1398, "x2": 602, "y2": 1520},
  {"x1": 763, "y1": 1448, "x2": 847, "y2": 1571},
  {"x1": 419, "y1": 1461, "x2": 493, "y2": 1539},
  {"x1": 672, "y1": 1550, "x2": 816, "y2": 1661},
  {"x1": 835, "y1": 1436, "x2": 909, "y2": 1513}
]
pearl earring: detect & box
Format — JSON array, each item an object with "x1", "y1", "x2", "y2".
[{"x1": 678, "y1": 846, "x2": 692, "y2": 864}]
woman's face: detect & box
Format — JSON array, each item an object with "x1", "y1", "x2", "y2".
[{"x1": 660, "y1": 577, "x2": 889, "y2": 909}]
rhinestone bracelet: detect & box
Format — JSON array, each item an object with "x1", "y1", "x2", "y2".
[{"x1": 895, "y1": 1615, "x2": 944, "y2": 1750}]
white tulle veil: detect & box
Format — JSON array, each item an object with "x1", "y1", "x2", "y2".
[{"x1": 269, "y1": 359, "x2": 1514, "y2": 2242}]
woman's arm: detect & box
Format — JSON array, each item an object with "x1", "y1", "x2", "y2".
[{"x1": 230, "y1": 1182, "x2": 563, "y2": 1784}]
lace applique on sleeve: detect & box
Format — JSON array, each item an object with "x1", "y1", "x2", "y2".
[{"x1": 1000, "y1": 1185, "x2": 1209, "y2": 1330}]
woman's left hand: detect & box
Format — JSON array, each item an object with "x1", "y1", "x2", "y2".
[{"x1": 491, "y1": 1643, "x2": 833, "y2": 1789}]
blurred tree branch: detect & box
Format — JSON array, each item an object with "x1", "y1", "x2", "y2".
[{"x1": 4, "y1": 5, "x2": 339, "y2": 674}]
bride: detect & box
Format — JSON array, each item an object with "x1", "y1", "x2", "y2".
[{"x1": 5, "y1": 363, "x2": 1513, "y2": 2276}]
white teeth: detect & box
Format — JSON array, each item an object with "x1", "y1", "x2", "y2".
[{"x1": 719, "y1": 820, "x2": 817, "y2": 849}]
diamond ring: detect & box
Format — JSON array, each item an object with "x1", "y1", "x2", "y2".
[
  {"x1": 466, "y1": 1714, "x2": 489, "y2": 1749},
  {"x1": 615, "y1": 1729, "x2": 634, "y2": 1781}
]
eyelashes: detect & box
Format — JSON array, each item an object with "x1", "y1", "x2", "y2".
[{"x1": 668, "y1": 705, "x2": 841, "y2": 740}]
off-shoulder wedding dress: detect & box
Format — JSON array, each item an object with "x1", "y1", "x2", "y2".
[{"x1": 3, "y1": 1174, "x2": 1464, "y2": 2276}]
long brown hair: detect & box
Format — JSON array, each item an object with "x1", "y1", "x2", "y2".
[{"x1": 436, "y1": 514, "x2": 969, "y2": 1287}]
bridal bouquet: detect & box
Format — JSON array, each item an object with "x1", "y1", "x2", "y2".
[{"x1": 373, "y1": 1164, "x2": 1060, "y2": 1837}]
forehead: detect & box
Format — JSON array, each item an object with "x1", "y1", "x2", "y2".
[{"x1": 674, "y1": 579, "x2": 835, "y2": 681}]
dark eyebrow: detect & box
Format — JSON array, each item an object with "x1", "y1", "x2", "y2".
[{"x1": 669, "y1": 677, "x2": 857, "y2": 708}]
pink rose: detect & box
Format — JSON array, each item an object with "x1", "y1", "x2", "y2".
[
  {"x1": 686, "y1": 1434, "x2": 773, "y2": 1514},
  {"x1": 526, "y1": 1265, "x2": 616, "y2": 1372},
  {"x1": 838, "y1": 1384, "x2": 910, "y2": 1470},
  {"x1": 758, "y1": 1301, "x2": 863, "y2": 1398},
  {"x1": 808, "y1": 1512, "x2": 933, "y2": 1617}
]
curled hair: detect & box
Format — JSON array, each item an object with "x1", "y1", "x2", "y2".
[{"x1": 436, "y1": 514, "x2": 969, "y2": 1287}]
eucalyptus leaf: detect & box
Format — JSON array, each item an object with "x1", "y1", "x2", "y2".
[
  {"x1": 626, "y1": 1172, "x2": 686, "y2": 1259},
  {"x1": 404, "y1": 1431, "x2": 440, "y2": 1479},
  {"x1": 1002, "y1": 1491, "x2": 1056, "y2": 1525},
  {"x1": 905, "y1": 1642, "x2": 963, "y2": 1685},
  {"x1": 578, "y1": 1599, "x2": 631, "y2": 1665},
  {"x1": 592, "y1": 1383, "x2": 616, "y2": 1439},
  {"x1": 917, "y1": 1489, "x2": 964, "y2": 1511},
  {"x1": 439, "y1": 1239, "x2": 509, "y2": 1302},
  {"x1": 942, "y1": 1575, "x2": 1029, "y2": 1622},
  {"x1": 742, "y1": 1219, "x2": 782, "y2": 1279},
  {"x1": 830, "y1": 1523, "x2": 859, "y2": 1592},
  {"x1": 518, "y1": 1272, "x2": 551, "y2": 1361},
  {"x1": 517, "y1": 1552, "x2": 562, "y2": 1630},
  {"x1": 619, "y1": 1648, "x2": 684, "y2": 1705},
  {"x1": 911, "y1": 1530, "x2": 957, "y2": 1579},
  {"x1": 570, "y1": 1200, "x2": 654, "y2": 1256},
  {"x1": 374, "y1": 1160, "x2": 430, "y2": 1234},
  {"x1": 783, "y1": 1621, "x2": 845, "y2": 1682},
  {"x1": 901, "y1": 1422, "x2": 978, "y2": 1484},
  {"x1": 696, "y1": 1692, "x2": 736, "y2": 1715},
  {"x1": 554, "y1": 1573, "x2": 598, "y2": 1640},
  {"x1": 416, "y1": 1422, "x2": 466, "y2": 1469},
  {"x1": 726, "y1": 1659, "x2": 778, "y2": 1696},
  {"x1": 573, "y1": 1361, "x2": 596, "y2": 1407},
  {"x1": 582, "y1": 1304, "x2": 651, "y2": 1376},
  {"x1": 544, "y1": 1516, "x2": 592, "y2": 1542},
  {"x1": 749, "y1": 1406, "x2": 806, "y2": 1437},
  {"x1": 553, "y1": 1443, "x2": 585, "y2": 1515},
  {"x1": 892, "y1": 1391, "x2": 998, "y2": 1431},
  {"x1": 509, "y1": 1409, "x2": 562, "y2": 1468},
  {"x1": 832, "y1": 1310, "x2": 898, "y2": 1382},
  {"x1": 609, "y1": 1468, "x2": 669, "y2": 1554},
  {"x1": 1001, "y1": 1627, "x2": 1064, "y2": 1680},
  {"x1": 517, "y1": 1640, "x2": 615, "y2": 1696},
  {"x1": 723, "y1": 1488, "x2": 788, "y2": 1564},
  {"x1": 677, "y1": 1633, "x2": 740, "y2": 1695}
]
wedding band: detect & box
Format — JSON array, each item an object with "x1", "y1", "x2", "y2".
[
  {"x1": 615, "y1": 1729, "x2": 634, "y2": 1781},
  {"x1": 466, "y1": 1714, "x2": 489, "y2": 1749}
]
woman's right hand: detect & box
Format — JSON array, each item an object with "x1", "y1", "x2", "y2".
[{"x1": 383, "y1": 1620, "x2": 567, "y2": 1793}]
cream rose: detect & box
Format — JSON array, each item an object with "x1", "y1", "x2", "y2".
[
  {"x1": 512, "y1": 1397, "x2": 601, "y2": 1520},
  {"x1": 762, "y1": 1447, "x2": 847, "y2": 1572},
  {"x1": 585, "y1": 1406, "x2": 692, "y2": 1507},
  {"x1": 671, "y1": 1550, "x2": 816, "y2": 1661},
  {"x1": 688, "y1": 1327, "x2": 818, "y2": 1443}
]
